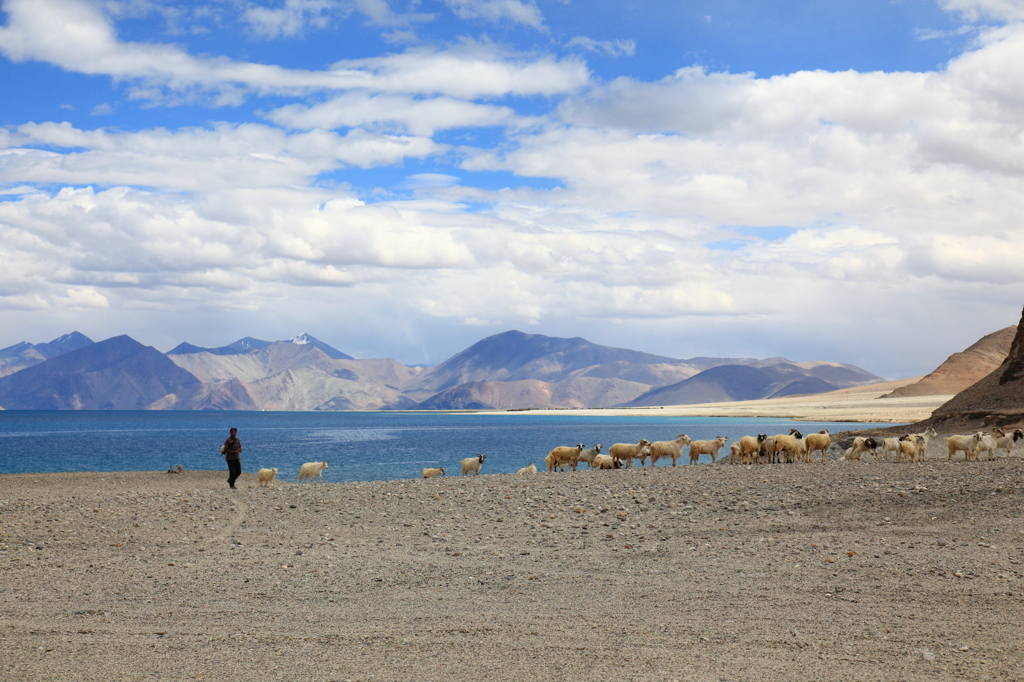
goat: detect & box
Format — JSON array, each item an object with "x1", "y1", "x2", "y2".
[
  {"x1": 422, "y1": 467, "x2": 446, "y2": 479},
  {"x1": 461, "y1": 454, "x2": 486, "y2": 475},
  {"x1": 257, "y1": 467, "x2": 278, "y2": 486},
  {"x1": 297, "y1": 461, "x2": 329, "y2": 483}
]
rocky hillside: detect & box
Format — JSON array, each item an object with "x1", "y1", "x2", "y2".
[
  {"x1": 921, "y1": 305, "x2": 1024, "y2": 430},
  {"x1": 881, "y1": 326, "x2": 1015, "y2": 398}
]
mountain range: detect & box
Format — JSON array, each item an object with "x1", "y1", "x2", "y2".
[{"x1": 0, "y1": 329, "x2": 885, "y2": 411}]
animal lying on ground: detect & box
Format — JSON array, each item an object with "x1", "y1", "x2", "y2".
[
  {"x1": 461, "y1": 454, "x2": 486, "y2": 476},
  {"x1": 609, "y1": 440, "x2": 651, "y2": 468},
  {"x1": 843, "y1": 436, "x2": 878, "y2": 461},
  {"x1": 592, "y1": 454, "x2": 622, "y2": 469},
  {"x1": 166, "y1": 464, "x2": 184, "y2": 474},
  {"x1": 297, "y1": 461, "x2": 329, "y2": 483},
  {"x1": 517, "y1": 463, "x2": 538, "y2": 474},
  {"x1": 648, "y1": 435, "x2": 692, "y2": 467},
  {"x1": 422, "y1": 467, "x2": 445, "y2": 479},
  {"x1": 257, "y1": 467, "x2": 278, "y2": 486}
]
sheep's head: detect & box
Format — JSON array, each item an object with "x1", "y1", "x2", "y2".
[
  {"x1": 478, "y1": 454, "x2": 486, "y2": 462},
  {"x1": 757, "y1": 434, "x2": 767, "y2": 443},
  {"x1": 639, "y1": 439, "x2": 650, "y2": 446},
  {"x1": 1014, "y1": 429, "x2": 1024, "y2": 441}
]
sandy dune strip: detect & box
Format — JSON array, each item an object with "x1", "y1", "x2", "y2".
[
  {"x1": 2, "y1": 457, "x2": 1023, "y2": 681},
  {"x1": 493, "y1": 378, "x2": 950, "y2": 424}
]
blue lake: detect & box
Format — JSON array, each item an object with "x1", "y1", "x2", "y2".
[{"x1": 0, "y1": 411, "x2": 888, "y2": 482}]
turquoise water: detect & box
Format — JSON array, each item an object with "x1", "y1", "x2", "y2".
[{"x1": 0, "y1": 411, "x2": 885, "y2": 482}]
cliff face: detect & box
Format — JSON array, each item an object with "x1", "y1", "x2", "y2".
[{"x1": 925, "y1": 305, "x2": 1024, "y2": 430}]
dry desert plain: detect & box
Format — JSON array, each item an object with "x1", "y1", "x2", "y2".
[{"x1": 3, "y1": 444, "x2": 1024, "y2": 682}]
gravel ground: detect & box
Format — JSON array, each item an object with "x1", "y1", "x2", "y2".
[{"x1": 2, "y1": 455, "x2": 1024, "y2": 681}]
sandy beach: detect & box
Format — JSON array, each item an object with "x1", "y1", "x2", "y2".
[
  {"x1": 495, "y1": 378, "x2": 951, "y2": 424},
  {"x1": 3, "y1": 452, "x2": 1023, "y2": 681}
]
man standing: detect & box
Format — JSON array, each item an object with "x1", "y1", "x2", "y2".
[{"x1": 222, "y1": 427, "x2": 242, "y2": 489}]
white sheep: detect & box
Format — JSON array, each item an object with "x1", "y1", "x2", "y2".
[
  {"x1": 946, "y1": 433, "x2": 982, "y2": 461},
  {"x1": 546, "y1": 444, "x2": 584, "y2": 472},
  {"x1": 689, "y1": 436, "x2": 729, "y2": 465},
  {"x1": 880, "y1": 437, "x2": 901, "y2": 461},
  {"x1": 297, "y1": 461, "x2": 329, "y2": 483},
  {"x1": 901, "y1": 427, "x2": 938, "y2": 460},
  {"x1": 461, "y1": 454, "x2": 486, "y2": 476},
  {"x1": 648, "y1": 434, "x2": 692, "y2": 467},
  {"x1": 577, "y1": 445, "x2": 603, "y2": 469},
  {"x1": 422, "y1": 467, "x2": 446, "y2": 479},
  {"x1": 897, "y1": 435, "x2": 923, "y2": 463},
  {"x1": 728, "y1": 441, "x2": 742, "y2": 464},
  {"x1": 592, "y1": 454, "x2": 622, "y2": 470},
  {"x1": 257, "y1": 467, "x2": 278, "y2": 487},
  {"x1": 517, "y1": 463, "x2": 538, "y2": 474},
  {"x1": 992, "y1": 428, "x2": 1024, "y2": 458},
  {"x1": 736, "y1": 434, "x2": 766, "y2": 465},
  {"x1": 805, "y1": 430, "x2": 831, "y2": 464},
  {"x1": 971, "y1": 433, "x2": 998, "y2": 461},
  {"x1": 608, "y1": 440, "x2": 651, "y2": 468}
]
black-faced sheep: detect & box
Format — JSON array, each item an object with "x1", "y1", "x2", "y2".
[{"x1": 461, "y1": 454, "x2": 486, "y2": 476}]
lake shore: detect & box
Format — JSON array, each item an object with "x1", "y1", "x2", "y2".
[
  {"x1": 487, "y1": 378, "x2": 949, "y2": 424},
  {"x1": 3, "y1": 458, "x2": 1023, "y2": 681}
]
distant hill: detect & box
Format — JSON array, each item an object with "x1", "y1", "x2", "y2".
[
  {"x1": 403, "y1": 330, "x2": 745, "y2": 402},
  {"x1": 0, "y1": 328, "x2": 885, "y2": 411},
  {"x1": 0, "y1": 332, "x2": 94, "y2": 378},
  {"x1": 917, "y1": 307, "x2": 1024, "y2": 430},
  {"x1": 163, "y1": 341, "x2": 417, "y2": 410},
  {"x1": 167, "y1": 334, "x2": 351, "y2": 359},
  {"x1": 0, "y1": 335, "x2": 199, "y2": 410},
  {"x1": 623, "y1": 360, "x2": 883, "y2": 407},
  {"x1": 881, "y1": 326, "x2": 1015, "y2": 398}
]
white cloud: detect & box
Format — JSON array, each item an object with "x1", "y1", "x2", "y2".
[
  {"x1": 442, "y1": 0, "x2": 544, "y2": 28},
  {"x1": 243, "y1": 0, "x2": 339, "y2": 38},
  {"x1": 265, "y1": 92, "x2": 520, "y2": 135},
  {"x1": 565, "y1": 36, "x2": 635, "y2": 57},
  {"x1": 938, "y1": 0, "x2": 1024, "y2": 22},
  {"x1": 0, "y1": 0, "x2": 587, "y2": 102}
]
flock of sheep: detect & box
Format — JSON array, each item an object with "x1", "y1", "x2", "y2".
[
  {"x1": 244, "y1": 427, "x2": 1024, "y2": 486},
  {"x1": 419, "y1": 426, "x2": 1024, "y2": 479},
  {"x1": 843, "y1": 427, "x2": 1024, "y2": 463}
]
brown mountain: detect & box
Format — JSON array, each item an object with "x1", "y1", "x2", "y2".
[
  {"x1": 918, "y1": 305, "x2": 1024, "y2": 431},
  {"x1": 881, "y1": 326, "x2": 1015, "y2": 398},
  {"x1": 0, "y1": 335, "x2": 199, "y2": 410}
]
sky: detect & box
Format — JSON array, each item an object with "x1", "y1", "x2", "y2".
[{"x1": 1, "y1": 0, "x2": 1023, "y2": 377}]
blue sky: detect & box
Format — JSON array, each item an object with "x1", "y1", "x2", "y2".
[{"x1": 2, "y1": 0, "x2": 1023, "y2": 377}]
